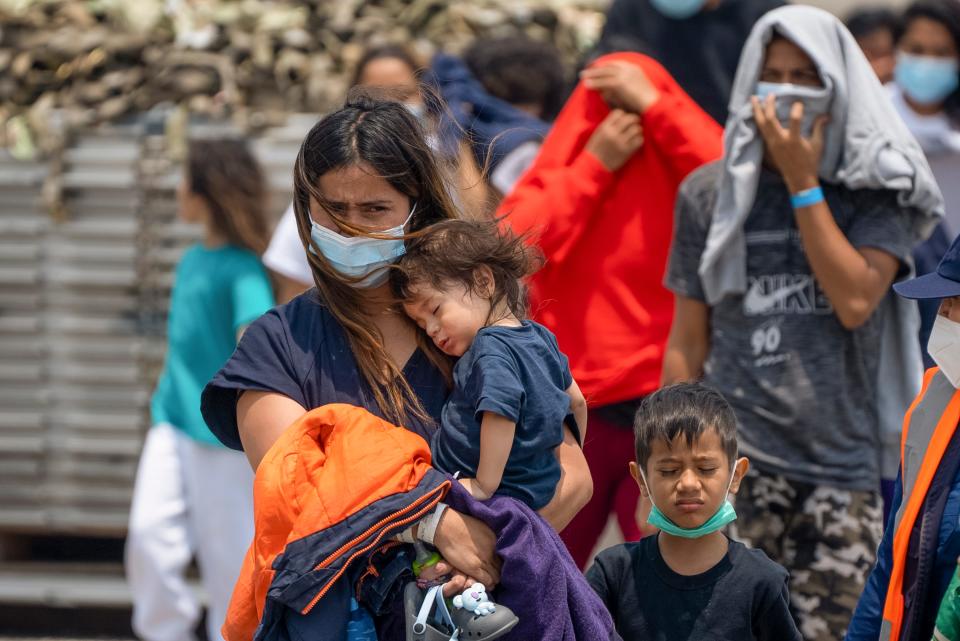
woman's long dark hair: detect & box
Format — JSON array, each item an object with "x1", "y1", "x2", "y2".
[
  {"x1": 898, "y1": 0, "x2": 960, "y2": 126},
  {"x1": 292, "y1": 91, "x2": 459, "y2": 425},
  {"x1": 187, "y1": 139, "x2": 269, "y2": 255}
]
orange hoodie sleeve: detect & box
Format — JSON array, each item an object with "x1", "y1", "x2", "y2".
[{"x1": 497, "y1": 83, "x2": 617, "y2": 265}]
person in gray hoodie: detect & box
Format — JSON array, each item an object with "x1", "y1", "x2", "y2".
[{"x1": 662, "y1": 6, "x2": 943, "y2": 640}]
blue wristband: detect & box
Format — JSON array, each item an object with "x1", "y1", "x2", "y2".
[{"x1": 790, "y1": 186, "x2": 824, "y2": 209}]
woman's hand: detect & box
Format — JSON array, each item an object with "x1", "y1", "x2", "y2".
[
  {"x1": 432, "y1": 509, "x2": 501, "y2": 589},
  {"x1": 580, "y1": 61, "x2": 660, "y2": 114},
  {"x1": 751, "y1": 95, "x2": 827, "y2": 193}
]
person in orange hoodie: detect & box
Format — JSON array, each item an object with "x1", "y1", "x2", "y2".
[{"x1": 497, "y1": 51, "x2": 723, "y2": 567}]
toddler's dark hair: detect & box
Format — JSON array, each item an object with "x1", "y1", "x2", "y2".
[
  {"x1": 392, "y1": 218, "x2": 542, "y2": 322},
  {"x1": 634, "y1": 383, "x2": 739, "y2": 471}
]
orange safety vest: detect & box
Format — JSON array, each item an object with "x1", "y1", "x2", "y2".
[{"x1": 881, "y1": 368, "x2": 960, "y2": 640}]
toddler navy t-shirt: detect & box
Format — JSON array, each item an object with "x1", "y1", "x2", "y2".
[
  {"x1": 431, "y1": 320, "x2": 574, "y2": 510},
  {"x1": 200, "y1": 290, "x2": 448, "y2": 449}
]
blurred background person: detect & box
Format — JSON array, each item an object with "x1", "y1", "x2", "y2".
[
  {"x1": 498, "y1": 51, "x2": 723, "y2": 569},
  {"x1": 433, "y1": 34, "x2": 572, "y2": 200},
  {"x1": 888, "y1": 0, "x2": 960, "y2": 365},
  {"x1": 597, "y1": 0, "x2": 785, "y2": 124},
  {"x1": 125, "y1": 139, "x2": 274, "y2": 641},
  {"x1": 846, "y1": 7, "x2": 900, "y2": 83},
  {"x1": 462, "y1": 35, "x2": 569, "y2": 122},
  {"x1": 891, "y1": 0, "x2": 960, "y2": 238}
]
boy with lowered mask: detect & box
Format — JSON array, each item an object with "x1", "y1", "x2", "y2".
[{"x1": 586, "y1": 382, "x2": 801, "y2": 641}]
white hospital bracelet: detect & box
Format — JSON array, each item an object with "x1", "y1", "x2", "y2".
[
  {"x1": 396, "y1": 525, "x2": 417, "y2": 544},
  {"x1": 416, "y1": 502, "x2": 448, "y2": 546}
]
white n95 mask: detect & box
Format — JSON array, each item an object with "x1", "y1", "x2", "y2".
[{"x1": 928, "y1": 314, "x2": 960, "y2": 388}]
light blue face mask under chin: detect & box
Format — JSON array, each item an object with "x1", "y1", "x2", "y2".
[
  {"x1": 641, "y1": 466, "x2": 739, "y2": 539},
  {"x1": 309, "y1": 203, "x2": 416, "y2": 288},
  {"x1": 650, "y1": 0, "x2": 707, "y2": 20}
]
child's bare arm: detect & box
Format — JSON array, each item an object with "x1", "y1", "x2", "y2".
[
  {"x1": 566, "y1": 378, "x2": 588, "y2": 442},
  {"x1": 460, "y1": 412, "x2": 516, "y2": 501}
]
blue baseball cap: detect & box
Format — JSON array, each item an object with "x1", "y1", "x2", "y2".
[{"x1": 895, "y1": 233, "x2": 960, "y2": 299}]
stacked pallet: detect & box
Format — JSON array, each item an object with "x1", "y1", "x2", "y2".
[
  {"x1": 0, "y1": 125, "x2": 147, "y2": 534},
  {"x1": 0, "y1": 113, "x2": 307, "y2": 539},
  {"x1": 0, "y1": 0, "x2": 607, "y2": 158},
  {"x1": 0, "y1": 148, "x2": 48, "y2": 531}
]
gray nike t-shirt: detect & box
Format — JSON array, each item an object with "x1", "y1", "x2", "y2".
[{"x1": 666, "y1": 161, "x2": 913, "y2": 491}]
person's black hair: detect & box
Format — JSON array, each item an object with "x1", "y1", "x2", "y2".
[
  {"x1": 897, "y1": 0, "x2": 960, "y2": 125},
  {"x1": 463, "y1": 36, "x2": 568, "y2": 121},
  {"x1": 845, "y1": 7, "x2": 898, "y2": 40},
  {"x1": 633, "y1": 382, "x2": 739, "y2": 471},
  {"x1": 350, "y1": 44, "x2": 423, "y2": 89},
  {"x1": 392, "y1": 218, "x2": 542, "y2": 324}
]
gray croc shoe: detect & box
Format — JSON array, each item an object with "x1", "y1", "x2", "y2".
[
  {"x1": 404, "y1": 582, "x2": 519, "y2": 641},
  {"x1": 405, "y1": 582, "x2": 454, "y2": 641},
  {"x1": 450, "y1": 603, "x2": 519, "y2": 640}
]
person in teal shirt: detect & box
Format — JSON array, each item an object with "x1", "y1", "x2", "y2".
[{"x1": 125, "y1": 139, "x2": 274, "y2": 641}]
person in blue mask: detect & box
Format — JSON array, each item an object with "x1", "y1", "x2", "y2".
[
  {"x1": 200, "y1": 93, "x2": 593, "y2": 638},
  {"x1": 586, "y1": 382, "x2": 801, "y2": 641},
  {"x1": 886, "y1": 1, "x2": 960, "y2": 370}
]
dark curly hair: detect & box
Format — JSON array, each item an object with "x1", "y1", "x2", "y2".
[
  {"x1": 392, "y1": 218, "x2": 542, "y2": 324},
  {"x1": 463, "y1": 36, "x2": 567, "y2": 121}
]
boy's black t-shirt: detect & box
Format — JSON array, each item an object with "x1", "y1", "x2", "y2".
[{"x1": 586, "y1": 536, "x2": 801, "y2": 641}]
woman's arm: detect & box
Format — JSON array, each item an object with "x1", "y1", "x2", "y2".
[
  {"x1": 567, "y1": 379, "x2": 588, "y2": 442},
  {"x1": 236, "y1": 390, "x2": 308, "y2": 470},
  {"x1": 539, "y1": 424, "x2": 593, "y2": 531},
  {"x1": 238, "y1": 389, "x2": 504, "y2": 589}
]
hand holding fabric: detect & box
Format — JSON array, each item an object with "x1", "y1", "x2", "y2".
[
  {"x1": 432, "y1": 508, "x2": 502, "y2": 589},
  {"x1": 584, "y1": 109, "x2": 644, "y2": 171},
  {"x1": 752, "y1": 94, "x2": 828, "y2": 192},
  {"x1": 580, "y1": 60, "x2": 661, "y2": 114}
]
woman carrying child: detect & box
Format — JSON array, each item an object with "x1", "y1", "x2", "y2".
[{"x1": 200, "y1": 94, "x2": 595, "y2": 639}]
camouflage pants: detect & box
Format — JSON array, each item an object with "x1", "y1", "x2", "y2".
[{"x1": 730, "y1": 468, "x2": 883, "y2": 641}]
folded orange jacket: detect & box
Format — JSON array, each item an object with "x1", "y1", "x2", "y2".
[{"x1": 224, "y1": 403, "x2": 450, "y2": 641}]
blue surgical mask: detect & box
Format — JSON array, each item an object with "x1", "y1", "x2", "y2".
[
  {"x1": 650, "y1": 0, "x2": 707, "y2": 19},
  {"x1": 309, "y1": 203, "x2": 416, "y2": 288},
  {"x1": 753, "y1": 82, "x2": 832, "y2": 137},
  {"x1": 640, "y1": 463, "x2": 740, "y2": 539},
  {"x1": 895, "y1": 52, "x2": 960, "y2": 106}
]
